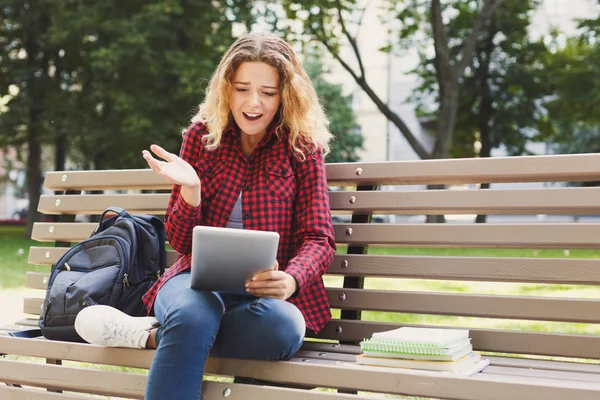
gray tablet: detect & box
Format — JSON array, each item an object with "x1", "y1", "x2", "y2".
[{"x1": 190, "y1": 226, "x2": 280, "y2": 292}]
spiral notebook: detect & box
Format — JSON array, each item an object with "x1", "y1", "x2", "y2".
[{"x1": 360, "y1": 327, "x2": 471, "y2": 357}]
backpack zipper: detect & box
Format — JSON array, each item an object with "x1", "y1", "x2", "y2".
[{"x1": 123, "y1": 273, "x2": 129, "y2": 291}]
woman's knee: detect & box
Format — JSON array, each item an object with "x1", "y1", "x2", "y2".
[
  {"x1": 160, "y1": 290, "x2": 224, "y2": 333},
  {"x1": 262, "y1": 299, "x2": 306, "y2": 353}
]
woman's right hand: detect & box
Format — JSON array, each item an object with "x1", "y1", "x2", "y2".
[
  {"x1": 142, "y1": 144, "x2": 199, "y2": 188},
  {"x1": 143, "y1": 144, "x2": 201, "y2": 207}
]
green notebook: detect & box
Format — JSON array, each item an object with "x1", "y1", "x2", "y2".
[{"x1": 360, "y1": 327, "x2": 471, "y2": 356}]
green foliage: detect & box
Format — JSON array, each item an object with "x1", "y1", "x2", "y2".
[
  {"x1": 304, "y1": 54, "x2": 364, "y2": 162},
  {"x1": 1, "y1": 1, "x2": 253, "y2": 170},
  {"x1": 535, "y1": 10, "x2": 600, "y2": 163},
  {"x1": 0, "y1": 1, "x2": 56, "y2": 147},
  {"x1": 408, "y1": 0, "x2": 551, "y2": 157},
  {"x1": 542, "y1": 34, "x2": 600, "y2": 150}
]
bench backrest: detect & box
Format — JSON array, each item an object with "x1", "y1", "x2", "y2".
[{"x1": 23, "y1": 153, "x2": 600, "y2": 360}]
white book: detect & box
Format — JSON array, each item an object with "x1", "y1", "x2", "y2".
[{"x1": 356, "y1": 351, "x2": 483, "y2": 374}]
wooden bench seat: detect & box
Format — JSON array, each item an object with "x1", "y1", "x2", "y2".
[{"x1": 2, "y1": 153, "x2": 600, "y2": 399}]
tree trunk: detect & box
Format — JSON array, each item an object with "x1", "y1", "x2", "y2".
[
  {"x1": 24, "y1": 9, "x2": 50, "y2": 238},
  {"x1": 424, "y1": 82, "x2": 459, "y2": 224},
  {"x1": 474, "y1": 25, "x2": 495, "y2": 224},
  {"x1": 433, "y1": 81, "x2": 460, "y2": 160},
  {"x1": 426, "y1": 183, "x2": 446, "y2": 224},
  {"x1": 26, "y1": 113, "x2": 43, "y2": 238},
  {"x1": 55, "y1": 133, "x2": 67, "y2": 171}
]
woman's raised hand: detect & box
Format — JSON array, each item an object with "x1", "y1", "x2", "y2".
[
  {"x1": 142, "y1": 144, "x2": 199, "y2": 188},
  {"x1": 143, "y1": 144, "x2": 201, "y2": 207}
]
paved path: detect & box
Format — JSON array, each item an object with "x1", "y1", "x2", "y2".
[{"x1": 0, "y1": 289, "x2": 37, "y2": 327}]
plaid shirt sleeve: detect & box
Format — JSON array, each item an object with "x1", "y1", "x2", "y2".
[
  {"x1": 285, "y1": 146, "x2": 336, "y2": 293},
  {"x1": 164, "y1": 122, "x2": 206, "y2": 255}
]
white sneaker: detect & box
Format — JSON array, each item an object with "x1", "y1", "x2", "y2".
[{"x1": 74, "y1": 305, "x2": 159, "y2": 348}]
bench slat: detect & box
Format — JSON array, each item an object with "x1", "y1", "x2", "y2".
[
  {"x1": 28, "y1": 248, "x2": 600, "y2": 284},
  {"x1": 44, "y1": 154, "x2": 600, "y2": 190},
  {"x1": 0, "y1": 359, "x2": 146, "y2": 398},
  {"x1": 483, "y1": 365, "x2": 600, "y2": 383},
  {"x1": 0, "y1": 381, "x2": 373, "y2": 400},
  {"x1": 326, "y1": 153, "x2": 600, "y2": 185},
  {"x1": 314, "y1": 320, "x2": 600, "y2": 360},
  {"x1": 207, "y1": 356, "x2": 600, "y2": 400},
  {"x1": 329, "y1": 187, "x2": 600, "y2": 215},
  {"x1": 44, "y1": 169, "x2": 171, "y2": 191},
  {"x1": 38, "y1": 194, "x2": 170, "y2": 215},
  {"x1": 28, "y1": 246, "x2": 180, "y2": 267},
  {"x1": 201, "y1": 381, "x2": 373, "y2": 400},
  {"x1": 485, "y1": 356, "x2": 600, "y2": 374},
  {"x1": 38, "y1": 187, "x2": 600, "y2": 216},
  {"x1": 294, "y1": 350, "x2": 356, "y2": 363},
  {"x1": 327, "y1": 254, "x2": 600, "y2": 284},
  {"x1": 2, "y1": 337, "x2": 599, "y2": 400},
  {"x1": 334, "y1": 223, "x2": 600, "y2": 248},
  {"x1": 21, "y1": 286, "x2": 600, "y2": 324},
  {"x1": 0, "y1": 386, "x2": 92, "y2": 400},
  {"x1": 31, "y1": 222, "x2": 600, "y2": 248},
  {"x1": 0, "y1": 336, "x2": 353, "y2": 371},
  {"x1": 327, "y1": 288, "x2": 600, "y2": 323}
]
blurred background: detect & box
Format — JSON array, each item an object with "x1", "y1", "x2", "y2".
[{"x1": 1, "y1": 0, "x2": 599, "y2": 234}]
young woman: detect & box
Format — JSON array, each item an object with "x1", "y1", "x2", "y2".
[{"x1": 75, "y1": 32, "x2": 336, "y2": 399}]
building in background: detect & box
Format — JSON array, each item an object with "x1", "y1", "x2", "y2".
[
  {"x1": 325, "y1": 0, "x2": 598, "y2": 162},
  {"x1": 0, "y1": 147, "x2": 27, "y2": 220}
]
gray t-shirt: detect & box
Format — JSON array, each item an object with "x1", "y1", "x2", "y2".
[{"x1": 227, "y1": 192, "x2": 243, "y2": 230}]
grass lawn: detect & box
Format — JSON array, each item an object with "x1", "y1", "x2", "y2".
[{"x1": 0, "y1": 225, "x2": 48, "y2": 289}]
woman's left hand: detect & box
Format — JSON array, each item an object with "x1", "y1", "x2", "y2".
[{"x1": 246, "y1": 265, "x2": 298, "y2": 300}]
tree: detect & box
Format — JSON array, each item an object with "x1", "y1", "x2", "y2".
[
  {"x1": 52, "y1": 0, "x2": 254, "y2": 170},
  {"x1": 304, "y1": 54, "x2": 364, "y2": 163},
  {"x1": 408, "y1": 0, "x2": 551, "y2": 221},
  {"x1": 412, "y1": 0, "x2": 549, "y2": 158},
  {"x1": 543, "y1": 35, "x2": 600, "y2": 146},
  {"x1": 0, "y1": 1, "x2": 59, "y2": 236},
  {"x1": 1, "y1": 1, "x2": 253, "y2": 235},
  {"x1": 542, "y1": 12, "x2": 600, "y2": 186},
  {"x1": 280, "y1": 0, "x2": 503, "y2": 161}
]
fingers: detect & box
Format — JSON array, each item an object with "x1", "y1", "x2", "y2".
[
  {"x1": 150, "y1": 144, "x2": 177, "y2": 162},
  {"x1": 251, "y1": 270, "x2": 284, "y2": 282},
  {"x1": 246, "y1": 288, "x2": 286, "y2": 299},
  {"x1": 142, "y1": 150, "x2": 164, "y2": 173},
  {"x1": 246, "y1": 271, "x2": 296, "y2": 300},
  {"x1": 245, "y1": 280, "x2": 287, "y2": 299}
]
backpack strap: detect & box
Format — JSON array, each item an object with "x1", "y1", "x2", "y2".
[
  {"x1": 96, "y1": 207, "x2": 133, "y2": 233},
  {"x1": 133, "y1": 214, "x2": 167, "y2": 276}
]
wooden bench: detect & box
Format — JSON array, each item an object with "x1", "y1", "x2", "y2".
[{"x1": 2, "y1": 153, "x2": 600, "y2": 399}]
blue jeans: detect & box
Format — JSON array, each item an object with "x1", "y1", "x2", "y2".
[{"x1": 145, "y1": 272, "x2": 306, "y2": 400}]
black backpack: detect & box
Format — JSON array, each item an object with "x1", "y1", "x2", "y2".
[{"x1": 38, "y1": 207, "x2": 166, "y2": 342}]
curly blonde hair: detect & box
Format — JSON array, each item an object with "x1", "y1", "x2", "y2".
[{"x1": 191, "y1": 32, "x2": 332, "y2": 158}]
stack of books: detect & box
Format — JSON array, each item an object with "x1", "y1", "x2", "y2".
[{"x1": 357, "y1": 327, "x2": 490, "y2": 376}]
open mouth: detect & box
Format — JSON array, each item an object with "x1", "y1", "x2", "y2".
[{"x1": 243, "y1": 112, "x2": 263, "y2": 121}]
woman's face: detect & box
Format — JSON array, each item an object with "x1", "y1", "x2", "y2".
[{"x1": 230, "y1": 61, "x2": 281, "y2": 141}]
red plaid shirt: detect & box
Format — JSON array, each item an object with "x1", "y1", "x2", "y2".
[{"x1": 142, "y1": 121, "x2": 336, "y2": 333}]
